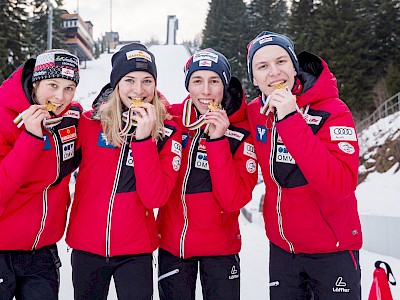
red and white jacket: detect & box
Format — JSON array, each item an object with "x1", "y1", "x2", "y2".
[
  {"x1": 66, "y1": 87, "x2": 181, "y2": 258},
  {"x1": 0, "y1": 60, "x2": 81, "y2": 251},
  {"x1": 247, "y1": 52, "x2": 362, "y2": 254},
  {"x1": 157, "y1": 77, "x2": 258, "y2": 259}
]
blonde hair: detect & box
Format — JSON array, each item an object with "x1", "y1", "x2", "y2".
[{"x1": 99, "y1": 86, "x2": 167, "y2": 147}]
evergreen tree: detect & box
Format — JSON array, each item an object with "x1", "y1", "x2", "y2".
[
  {"x1": 367, "y1": 0, "x2": 400, "y2": 104},
  {"x1": 29, "y1": 0, "x2": 66, "y2": 55},
  {"x1": 306, "y1": 0, "x2": 375, "y2": 117},
  {"x1": 0, "y1": 0, "x2": 30, "y2": 82},
  {"x1": 52, "y1": 0, "x2": 67, "y2": 49},
  {"x1": 247, "y1": 0, "x2": 289, "y2": 43},
  {"x1": 288, "y1": 0, "x2": 316, "y2": 52},
  {"x1": 202, "y1": 0, "x2": 249, "y2": 84}
]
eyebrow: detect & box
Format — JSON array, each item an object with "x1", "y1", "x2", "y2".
[{"x1": 254, "y1": 54, "x2": 289, "y2": 65}]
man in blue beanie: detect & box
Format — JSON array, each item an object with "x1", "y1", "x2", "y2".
[
  {"x1": 246, "y1": 31, "x2": 362, "y2": 299},
  {"x1": 157, "y1": 48, "x2": 258, "y2": 300}
]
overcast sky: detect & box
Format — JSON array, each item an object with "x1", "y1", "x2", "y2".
[{"x1": 62, "y1": 0, "x2": 214, "y2": 44}]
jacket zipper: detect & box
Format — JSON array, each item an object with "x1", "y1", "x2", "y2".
[
  {"x1": 179, "y1": 129, "x2": 201, "y2": 259},
  {"x1": 32, "y1": 131, "x2": 61, "y2": 250},
  {"x1": 270, "y1": 122, "x2": 295, "y2": 254},
  {"x1": 105, "y1": 136, "x2": 128, "y2": 261}
]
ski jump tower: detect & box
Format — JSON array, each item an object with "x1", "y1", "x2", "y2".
[{"x1": 166, "y1": 15, "x2": 178, "y2": 45}]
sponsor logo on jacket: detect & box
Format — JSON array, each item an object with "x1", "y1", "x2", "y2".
[
  {"x1": 62, "y1": 141, "x2": 75, "y2": 161},
  {"x1": 195, "y1": 152, "x2": 209, "y2": 170},
  {"x1": 276, "y1": 145, "x2": 295, "y2": 164},
  {"x1": 256, "y1": 126, "x2": 267, "y2": 143},
  {"x1": 98, "y1": 132, "x2": 116, "y2": 148},
  {"x1": 225, "y1": 129, "x2": 244, "y2": 141},
  {"x1": 244, "y1": 142, "x2": 257, "y2": 159},
  {"x1": 329, "y1": 126, "x2": 357, "y2": 141},
  {"x1": 58, "y1": 125, "x2": 77, "y2": 143}
]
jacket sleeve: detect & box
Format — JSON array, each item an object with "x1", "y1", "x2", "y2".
[
  {"x1": 206, "y1": 135, "x2": 258, "y2": 212},
  {"x1": 276, "y1": 106, "x2": 359, "y2": 200},
  {"x1": 131, "y1": 127, "x2": 182, "y2": 209},
  {"x1": 0, "y1": 130, "x2": 44, "y2": 215}
]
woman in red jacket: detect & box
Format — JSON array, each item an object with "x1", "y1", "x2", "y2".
[
  {"x1": 246, "y1": 31, "x2": 362, "y2": 299},
  {"x1": 66, "y1": 43, "x2": 181, "y2": 300},
  {"x1": 157, "y1": 49, "x2": 258, "y2": 300},
  {"x1": 0, "y1": 49, "x2": 81, "y2": 299}
]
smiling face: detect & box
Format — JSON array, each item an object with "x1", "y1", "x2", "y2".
[
  {"x1": 117, "y1": 71, "x2": 156, "y2": 108},
  {"x1": 34, "y1": 78, "x2": 77, "y2": 115},
  {"x1": 251, "y1": 45, "x2": 297, "y2": 96},
  {"x1": 188, "y1": 70, "x2": 224, "y2": 115}
]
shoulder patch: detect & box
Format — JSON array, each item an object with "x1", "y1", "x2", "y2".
[
  {"x1": 329, "y1": 126, "x2": 357, "y2": 141},
  {"x1": 338, "y1": 142, "x2": 355, "y2": 154},
  {"x1": 244, "y1": 142, "x2": 257, "y2": 159},
  {"x1": 171, "y1": 140, "x2": 182, "y2": 157},
  {"x1": 225, "y1": 129, "x2": 244, "y2": 141}
]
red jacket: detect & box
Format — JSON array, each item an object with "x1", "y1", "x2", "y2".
[
  {"x1": 66, "y1": 88, "x2": 182, "y2": 257},
  {"x1": 247, "y1": 52, "x2": 362, "y2": 254},
  {"x1": 157, "y1": 77, "x2": 258, "y2": 258},
  {"x1": 0, "y1": 60, "x2": 81, "y2": 251}
]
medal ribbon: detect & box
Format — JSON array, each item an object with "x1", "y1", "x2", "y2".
[
  {"x1": 119, "y1": 106, "x2": 138, "y2": 137},
  {"x1": 259, "y1": 93, "x2": 309, "y2": 117},
  {"x1": 182, "y1": 98, "x2": 211, "y2": 134}
]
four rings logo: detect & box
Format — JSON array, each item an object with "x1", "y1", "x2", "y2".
[
  {"x1": 334, "y1": 128, "x2": 353, "y2": 135},
  {"x1": 329, "y1": 126, "x2": 357, "y2": 141}
]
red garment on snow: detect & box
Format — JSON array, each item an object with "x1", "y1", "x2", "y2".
[
  {"x1": 0, "y1": 66, "x2": 81, "y2": 251},
  {"x1": 157, "y1": 84, "x2": 258, "y2": 259},
  {"x1": 66, "y1": 110, "x2": 182, "y2": 257},
  {"x1": 246, "y1": 52, "x2": 362, "y2": 254}
]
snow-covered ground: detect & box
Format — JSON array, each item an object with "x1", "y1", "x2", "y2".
[{"x1": 58, "y1": 45, "x2": 400, "y2": 299}]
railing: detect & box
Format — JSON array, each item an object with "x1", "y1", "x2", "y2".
[{"x1": 356, "y1": 92, "x2": 400, "y2": 133}]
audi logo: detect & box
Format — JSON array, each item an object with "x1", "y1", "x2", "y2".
[{"x1": 333, "y1": 128, "x2": 353, "y2": 135}]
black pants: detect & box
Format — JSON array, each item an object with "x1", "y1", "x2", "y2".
[
  {"x1": 0, "y1": 244, "x2": 61, "y2": 300},
  {"x1": 158, "y1": 248, "x2": 240, "y2": 300},
  {"x1": 71, "y1": 249, "x2": 153, "y2": 300},
  {"x1": 269, "y1": 242, "x2": 361, "y2": 300}
]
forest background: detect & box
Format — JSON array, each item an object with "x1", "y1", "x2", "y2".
[{"x1": 1, "y1": 0, "x2": 399, "y2": 120}]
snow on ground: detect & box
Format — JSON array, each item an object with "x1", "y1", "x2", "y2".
[{"x1": 57, "y1": 46, "x2": 400, "y2": 299}]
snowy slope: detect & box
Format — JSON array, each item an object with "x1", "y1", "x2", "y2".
[{"x1": 58, "y1": 46, "x2": 400, "y2": 299}]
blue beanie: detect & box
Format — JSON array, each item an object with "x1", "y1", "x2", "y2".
[
  {"x1": 110, "y1": 42, "x2": 157, "y2": 88},
  {"x1": 184, "y1": 48, "x2": 231, "y2": 91},
  {"x1": 247, "y1": 31, "x2": 299, "y2": 84}
]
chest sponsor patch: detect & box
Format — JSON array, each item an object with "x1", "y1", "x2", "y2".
[
  {"x1": 43, "y1": 134, "x2": 51, "y2": 150},
  {"x1": 163, "y1": 127, "x2": 173, "y2": 137},
  {"x1": 58, "y1": 125, "x2": 77, "y2": 143},
  {"x1": 98, "y1": 132, "x2": 116, "y2": 148},
  {"x1": 225, "y1": 129, "x2": 244, "y2": 141},
  {"x1": 171, "y1": 140, "x2": 182, "y2": 157},
  {"x1": 303, "y1": 113, "x2": 322, "y2": 125},
  {"x1": 256, "y1": 126, "x2": 267, "y2": 143},
  {"x1": 63, "y1": 110, "x2": 80, "y2": 119},
  {"x1": 243, "y1": 142, "x2": 257, "y2": 159},
  {"x1": 172, "y1": 156, "x2": 181, "y2": 171},
  {"x1": 277, "y1": 134, "x2": 283, "y2": 144},
  {"x1": 195, "y1": 152, "x2": 209, "y2": 170},
  {"x1": 276, "y1": 145, "x2": 295, "y2": 164},
  {"x1": 246, "y1": 158, "x2": 257, "y2": 173},
  {"x1": 329, "y1": 126, "x2": 357, "y2": 141},
  {"x1": 182, "y1": 133, "x2": 189, "y2": 148},
  {"x1": 338, "y1": 142, "x2": 355, "y2": 154},
  {"x1": 62, "y1": 141, "x2": 75, "y2": 161},
  {"x1": 126, "y1": 149, "x2": 134, "y2": 167},
  {"x1": 198, "y1": 137, "x2": 206, "y2": 151}
]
